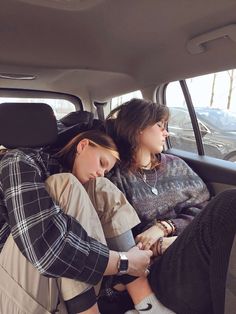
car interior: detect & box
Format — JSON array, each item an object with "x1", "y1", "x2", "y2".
[
  {"x1": 0, "y1": 1, "x2": 236, "y2": 312},
  {"x1": 1, "y1": 0, "x2": 236, "y2": 194}
]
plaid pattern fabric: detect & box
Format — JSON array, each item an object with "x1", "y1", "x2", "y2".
[{"x1": 0, "y1": 148, "x2": 109, "y2": 285}]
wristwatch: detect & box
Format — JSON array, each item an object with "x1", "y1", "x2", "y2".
[{"x1": 117, "y1": 252, "x2": 129, "y2": 275}]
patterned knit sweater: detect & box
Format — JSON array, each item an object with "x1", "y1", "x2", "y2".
[{"x1": 107, "y1": 153, "x2": 210, "y2": 236}]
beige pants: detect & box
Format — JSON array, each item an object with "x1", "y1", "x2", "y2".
[{"x1": 0, "y1": 173, "x2": 140, "y2": 314}]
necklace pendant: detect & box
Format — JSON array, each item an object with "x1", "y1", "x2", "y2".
[
  {"x1": 143, "y1": 173, "x2": 147, "y2": 182},
  {"x1": 151, "y1": 187, "x2": 158, "y2": 195}
]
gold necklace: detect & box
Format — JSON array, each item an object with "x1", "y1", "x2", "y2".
[{"x1": 138, "y1": 168, "x2": 158, "y2": 195}]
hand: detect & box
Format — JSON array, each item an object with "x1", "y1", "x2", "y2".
[
  {"x1": 135, "y1": 225, "x2": 165, "y2": 250},
  {"x1": 125, "y1": 246, "x2": 153, "y2": 277},
  {"x1": 152, "y1": 236, "x2": 178, "y2": 256},
  {"x1": 161, "y1": 236, "x2": 177, "y2": 254}
]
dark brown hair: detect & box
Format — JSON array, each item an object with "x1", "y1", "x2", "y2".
[
  {"x1": 57, "y1": 129, "x2": 119, "y2": 171},
  {"x1": 106, "y1": 98, "x2": 169, "y2": 170}
]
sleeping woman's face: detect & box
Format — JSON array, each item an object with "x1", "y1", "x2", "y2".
[
  {"x1": 138, "y1": 120, "x2": 169, "y2": 154},
  {"x1": 72, "y1": 139, "x2": 117, "y2": 184}
]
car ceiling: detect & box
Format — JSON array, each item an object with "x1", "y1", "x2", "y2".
[{"x1": 0, "y1": 0, "x2": 236, "y2": 103}]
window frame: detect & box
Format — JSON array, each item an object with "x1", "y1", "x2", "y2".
[
  {"x1": 159, "y1": 80, "x2": 206, "y2": 156},
  {"x1": 0, "y1": 88, "x2": 83, "y2": 111}
]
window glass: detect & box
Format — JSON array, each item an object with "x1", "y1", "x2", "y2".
[
  {"x1": 166, "y1": 69, "x2": 236, "y2": 162},
  {"x1": 0, "y1": 97, "x2": 75, "y2": 120},
  {"x1": 166, "y1": 81, "x2": 198, "y2": 154},
  {"x1": 110, "y1": 90, "x2": 142, "y2": 111}
]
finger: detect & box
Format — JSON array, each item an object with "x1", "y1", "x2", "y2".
[
  {"x1": 144, "y1": 239, "x2": 155, "y2": 250},
  {"x1": 135, "y1": 235, "x2": 142, "y2": 243},
  {"x1": 136, "y1": 242, "x2": 143, "y2": 249},
  {"x1": 146, "y1": 239, "x2": 156, "y2": 249},
  {"x1": 146, "y1": 249, "x2": 153, "y2": 257},
  {"x1": 142, "y1": 243, "x2": 149, "y2": 250},
  {"x1": 144, "y1": 268, "x2": 150, "y2": 277},
  {"x1": 142, "y1": 238, "x2": 150, "y2": 248}
]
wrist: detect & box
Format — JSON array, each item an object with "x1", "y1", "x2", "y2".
[
  {"x1": 153, "y1": 224, "x2": 165, "y2": 237},
  {"x1": 155, "y1": 220, "x2": 169, "y2": 236},
  {"x1": 155, "y1": 219, "x2": 175, "y2": 236}
]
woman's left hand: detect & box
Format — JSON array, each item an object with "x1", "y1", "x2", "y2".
[
  {"x1": 151, "y1": 236, "x2": 178, "y2": 256},
  {"x1": 161, "y1": 236, "x2": 177, "y2": 254},
  {"x1": 135, "y1": 225, "x2": 165, "y2": 250}
]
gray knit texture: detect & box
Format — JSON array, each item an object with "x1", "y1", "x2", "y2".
[{"x1": 107, "y1": 154, "x2": 210, "y2": 235}]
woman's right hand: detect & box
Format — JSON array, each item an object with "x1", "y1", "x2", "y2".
[
  {"x1": 104, "y1": 246, "x2": 152, "y2": 277},
  {"x1": 125, "y1": 245, "x2": 153, "y2": 277},
  {"x1": 135, "y1": 224, "x2": 165, "y2": 250}
]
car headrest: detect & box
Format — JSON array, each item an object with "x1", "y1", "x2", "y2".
[
  {"x1": 60, "y1": 110, "x2": 94, "y2": 127},
  {"x1": 51, "y1": 116, "x2": 105, "y2": 149},
  {"x1": 105, "y1": 118, "x2": 116, "y2": 138},
  {"x1": 0, "y1": 102, "x2": 58, "y2": 149}
]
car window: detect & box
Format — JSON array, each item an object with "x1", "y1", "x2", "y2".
[
  {"x1": 109, "y1": 90, "x2": 143, "y2": 112},
  {"x1": 0, "y1": 97, "x2": 75, "y2": 120},
  {"x1": 166, "y1": 68, "x2": 236, "y2": 162},
  {"x1": 166, "y1": 81, "x2": 198, "y2": 154}
]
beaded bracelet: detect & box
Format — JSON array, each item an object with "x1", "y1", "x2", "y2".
[
  {"x1": 169, "y1": 219, "x2": 177, "y2": 235},
  {"x1": 165, "y1": 220, "x2": 175, "y2": 235},
  {"x1": 155, "y1": 220, "x2": 169, "y2": 237}
]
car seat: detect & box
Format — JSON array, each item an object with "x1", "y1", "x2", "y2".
[{"x1": 0, "y1": 102, "x2": 58, "y2": 149}]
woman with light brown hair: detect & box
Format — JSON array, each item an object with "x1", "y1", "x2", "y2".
[{"x1": 0, "y1": 129, "x2": 153, "y2": 314}]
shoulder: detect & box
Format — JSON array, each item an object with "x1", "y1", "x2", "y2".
[
  {"x1": 0, "y1": 148, "x2": 52, "y2": 173},
  {"x1": 160, "y1": 153, "x2": 185, "y2": 165},
  {"x1": 1, "y1": 148, "x2": 30, "y2": 165},
  {"x1": 2, "y1": 148, "x2": 40, "y2": 163},
  {"x1": 107, "y1": 164, "x2": 134, "y2": 182},
  {"x1": 160, "y1": 153, "x2": 193, "y2": 173}
]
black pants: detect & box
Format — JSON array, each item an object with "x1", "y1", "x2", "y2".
[{"x1": 149, "y1": 189, "x2": 236, "y2": 314}]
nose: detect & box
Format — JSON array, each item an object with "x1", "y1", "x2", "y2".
[
  {"x1": 163, "y1": 129, "x2": 169, "y2": 137},
  {"x1": 97, "y1": 168, "x2": 105, "y2": 177}
]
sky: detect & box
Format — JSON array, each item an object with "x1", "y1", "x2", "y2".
[{"x1": 167, "y1": 70, "x2": 236, "y2": 113}]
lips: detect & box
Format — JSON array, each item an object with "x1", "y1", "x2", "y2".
[{"x1": 89, "y1": 175, "x2": 96, "y2": 180}]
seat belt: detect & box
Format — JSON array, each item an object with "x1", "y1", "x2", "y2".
[{"x1": 94, "y1": 101, "x2": 106, "y2": 121}]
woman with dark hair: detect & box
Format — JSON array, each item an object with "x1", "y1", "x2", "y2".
[
  {"x1": 106, "y1": 98, "x2": 236, "y2": 314},
  {"x1": 0, "y1": 129, "x2": 153, "y2": 314}
]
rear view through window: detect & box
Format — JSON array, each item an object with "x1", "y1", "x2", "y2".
[
  {"x1": 166, "y1": 69, "x2": 236, "y2": 162},
  {"x1": 0, "y1": 97, "x2": 75, "y2": 120}
]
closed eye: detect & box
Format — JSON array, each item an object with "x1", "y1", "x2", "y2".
[{"x1": 100, "y1": 158, "x2": 109, "y2": 169}]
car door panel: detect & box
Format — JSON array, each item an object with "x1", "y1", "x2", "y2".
[{"x1": 166, "y1": 148, "x2": 236, "y2": 196}]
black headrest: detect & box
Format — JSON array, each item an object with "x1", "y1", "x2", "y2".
[
  {"x1": 0, "y1": 102, "x2": 58, "y2": 149},
  {"x1": 60, "y1": 110, "x2": 93, "y2": 127},
  {"x1": 50, "y1": 110, "x2": 105, "y2": 149},
  {"x1": 105, "y1": 118, "x2": 116, "y2": 138}
]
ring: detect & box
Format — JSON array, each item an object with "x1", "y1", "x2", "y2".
[{"x1": 145, "y1": 268, "x2": 150, "y2": 276}]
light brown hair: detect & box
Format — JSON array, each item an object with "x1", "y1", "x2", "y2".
[{"x1": 57, "y1": 130, "x2": 119, "y2": 171}]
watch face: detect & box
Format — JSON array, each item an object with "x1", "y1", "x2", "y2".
[
  {"x1": 118, "y1": 253, "x2": 129, "y2": 274},
  {"x1": 119, "y1": 258, "x2": 128, "y2": 272}
]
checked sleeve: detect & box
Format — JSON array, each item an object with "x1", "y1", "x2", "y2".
[{"x1": 0, "y1": 149, "x2": 109, "y2": 285}]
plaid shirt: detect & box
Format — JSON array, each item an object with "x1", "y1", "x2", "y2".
[{"x1": 0, "y1": 148, "x2": 109, "y2": 285}]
